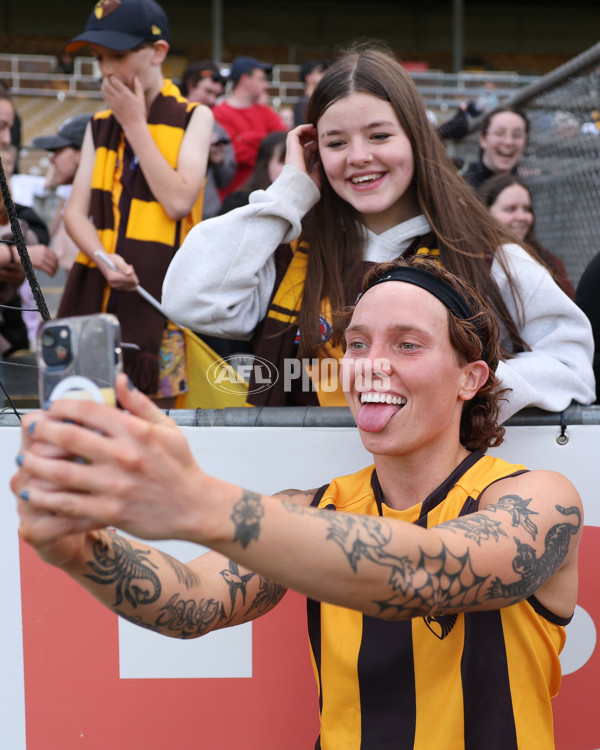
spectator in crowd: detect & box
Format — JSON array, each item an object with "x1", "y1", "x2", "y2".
[
  {"x1": 0, "y1": 93, "x2": 52, "y2": 247},
  {"x1": 438, "y1": 81, "x2": 502, "y2": 144},
  {"x1": 277, "y1": 106, "x2": 294, "y2": 130},
  {"x1": 580, "y1": 109, "x2": 600, "y2": 135},
  {"x1": 293, "y1": 59, "x2": 329, "y2": 127},
  {"x1": 179, "y1": 60, "x2": 236, "y2": 218},
  {"x1": 436, "y1": 100, "x2": 478, "y2": 142},
  {"x1": 59, "y1": 0, "x2": 213, "y2": 406},
  {"x1": 0, "y1": 89, "x2": 13, "y2": 150},
  {"x1": 553, "y1": 111, "x2": 579, "y2": 138},
  {"x1": 576, "y1": 254, "x2": 600, "y2": 402},
  {"x1": 163, "y1": 45, "x2": 594, "y2": 419},
  {"x1": 0, "y1": 144, "x2": 59, "y2": 350},
  {"x1": 461, "y1": 107, "x2": 529, "y2": 191},
  {"x1": 53, "y1": 52, "x2": 75, "y2": 75},
  {"x1": 27, "y1": 113, "x2": 93, "y2": 271},
  {"x1": 0, "y1": 164, "x2": 35, "y2": 356},
  {"x1": 213, "y1": 56, "x2": 286, "y2": 197},
  {"x1": 179, "y1": 60, "x2": 223, "y2": 107},
  {"x1": 479, "y1": 173, "x2": 575, "y2": 299},
  {"x1": 14, "y1": 257, "x2": 582, "y2": 749},
  {"x1": 1, "y1": 145, "x2": 55, "y2": 263},
  {"x1": 218, "y1": 130, "x2": 286, "y2": 214},
  {"x1": 0, "y1": 82, "x2": 22, "y2": 171}
]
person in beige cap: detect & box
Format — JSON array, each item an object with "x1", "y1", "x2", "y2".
[{"x1": 30, "y1": 114, "x2": 92, "y2": 271}]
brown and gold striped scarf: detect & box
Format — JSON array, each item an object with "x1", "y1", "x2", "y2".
[{"x1": 58, "y1": 80, "x2": 204, "y2": 393}]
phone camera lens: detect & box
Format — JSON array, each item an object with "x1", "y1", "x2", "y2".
[{"x1": 41, "y1": 331, "x2": 56, "y2": 347}]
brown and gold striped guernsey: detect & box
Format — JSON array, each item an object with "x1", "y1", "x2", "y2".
[{"x1": 308, "y1": 452, "x2": 570, "y2": 750}]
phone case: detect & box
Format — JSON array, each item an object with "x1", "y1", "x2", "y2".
[{"x1": 37, "y1": 313, "x2": 123, "y2": 409}]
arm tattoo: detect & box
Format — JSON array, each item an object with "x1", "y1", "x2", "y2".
[
  {"x1": 155, "y1": 593, "x2": 227, "y2": 637},
  {"x1": 441, "y1": 515, "x2": 507, "y2": 545},
  {"x1": 487, "y1": 493, "x2": 539, "y2": 539},
  {"x1": 284, "y1": 505, "x2": 488, "y2": 616},
  {"x1": 375, "y1": 545, "x2": 489, "y2": 618},
  {"x1": 152, "y1": 564, "x2": 285, "y2": 637},
  {"x1": 275, "y1": 488, "x2": 318, "y2": 498},
  {"x1": 231, "y1": 490, "x2": 264, "y2": 548},
  {"x1": 220, "y1": 560, "x2": 255, "y2": 609},
  {"x1": 247, "y1": 577, "x2": 287, "y2": 615},
  {"x1": 84, "y1": 534, "x2": 160, "y2": 609},
  {"x1": 326, "y1": 514, "x2": 405, "y2": 572},
  {"x1": 86, "y1": 536, "x2": 284, "y2": 636},
  {"x1": 158, "y1": 550, "x2": 201, "y2": 590},
  {"x1": 285, "y1": 494, "x2": 579, "y2": 619},
  {"x1": 487, "y1": 504, "x2": 581, "y2": 602},
  {"x1": 282, "y1": 501, "x2": 308, "y2": 515}
]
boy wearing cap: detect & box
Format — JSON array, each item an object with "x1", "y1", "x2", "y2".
[
  {"x1": 59, "y1": 0, "x2": 213, "y2": 405},
  {"x1": 213, "y1": 56, "x2": 286, "y2": 197}
]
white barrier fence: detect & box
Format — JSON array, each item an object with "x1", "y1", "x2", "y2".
[{"x1": 1, "y1": 414, "x2": 599, "y2": 748}]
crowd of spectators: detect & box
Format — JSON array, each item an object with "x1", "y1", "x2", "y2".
[{"x1": 0, "y1": 0, "x2": 597, "y2": 413}]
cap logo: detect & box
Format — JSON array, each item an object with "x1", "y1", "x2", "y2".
[
  {"x1": 151, "y1": 25, "x2": 161, "y2": 36},
  {"x1": 94, "y1": 0, "x2": 121, "y2": 20}
]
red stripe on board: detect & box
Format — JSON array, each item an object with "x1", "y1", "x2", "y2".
[
  {"x1": 553, "y1": 526, "x2": 600, "y2": 750},
  {"x1": 20, "y1": 541, "x2": 319, "y2": 749}
]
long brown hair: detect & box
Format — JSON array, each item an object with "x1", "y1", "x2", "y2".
[{"x1": 298, "y1": 44, "x2": 530, "y2": 360}]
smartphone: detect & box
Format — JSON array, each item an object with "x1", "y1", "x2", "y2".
[{"x1": 37, "y1": 313, "x2": 123, "y2": 409}]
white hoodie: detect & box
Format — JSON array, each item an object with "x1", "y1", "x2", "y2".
[{"x1": 163, "y1": 165, "x2": 595, "y2": 422}]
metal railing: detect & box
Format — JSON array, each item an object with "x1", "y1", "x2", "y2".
[
  {"x1": 0, "y1": 54, "x2": 103, "y2": 99},
  {"x1": 1, "y1": 404, "x2": 598, "y2": 428},
  {"x1": 1, "y1": 52, "x2": 538, "y2": 112}
]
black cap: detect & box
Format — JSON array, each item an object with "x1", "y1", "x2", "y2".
[
  {"x1": 65, "y1": 0, "x2": 169, "y2": 53},
  {"x1": 229, "y1": 56, "x2": 272, "y2": 84},
  {"x1": 299, "y1": 59, "x2": 328, "y2": 83},
  {"x1": 31, "y1": 114, "x2": 92, "y2": 151}
]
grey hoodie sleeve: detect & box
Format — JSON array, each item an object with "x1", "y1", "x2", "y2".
[{"x1": 492, "y1": 243, "x2": 595, "y2": 422}]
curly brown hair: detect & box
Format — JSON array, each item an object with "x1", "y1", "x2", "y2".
[{"x1": 335, "y1": 256, "x2": 508, "y2": 452}]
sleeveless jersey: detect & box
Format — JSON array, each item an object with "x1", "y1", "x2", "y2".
[{"x1": 308, "y1": 451, "x2": 570, "y2": 750}]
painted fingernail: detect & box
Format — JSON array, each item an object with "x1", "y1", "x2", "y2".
[
  {"x1": 16, "y1": 454, "x2": 24, "y2": 467},
  {"x1": 19, "y1": 490, "x2": 29, "y2": 502},
  {"x1": 27, "y1": 422, "x2": 36, "y2": 435}
]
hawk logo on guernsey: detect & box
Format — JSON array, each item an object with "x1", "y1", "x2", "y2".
[
  {"x1": 94, "y1": 0, "x2": 121, "y2": 19},
  {"x1": 423, "y1": 613, "x2": 458, "y2": 640}
]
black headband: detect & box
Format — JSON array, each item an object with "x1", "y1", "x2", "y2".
[{"x1": 361, "y1": 266, "x2": 489, "y2": 364}]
